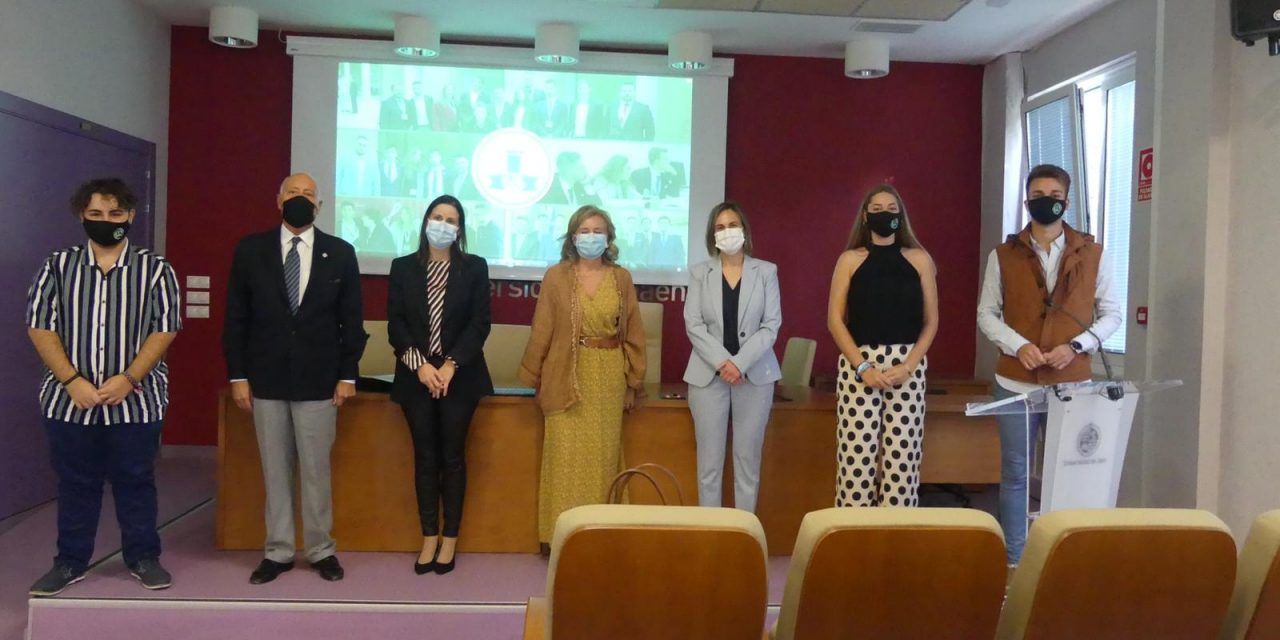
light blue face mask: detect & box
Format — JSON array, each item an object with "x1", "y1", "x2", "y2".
[
  {"x1": 574, "y1": 232, "x2": 608, "y2": 259},
  {"x1": 426, "y1": 219, "x2": 458, "y2": 250}
]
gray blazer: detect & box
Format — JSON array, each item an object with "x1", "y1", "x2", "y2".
[{"x1": 682, "y1": 256, "x2": 783, "y2": 387}]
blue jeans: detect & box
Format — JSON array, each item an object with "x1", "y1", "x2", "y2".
[
  {"x1": 994, "y1": 385, "x2": 1044, "y2": 565},
  {"x1": 46, "y1": 418, "x2": 163, "y2": 572}
]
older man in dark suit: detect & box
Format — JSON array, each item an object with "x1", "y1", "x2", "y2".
[{"x1": 223, "y1": 173, "x2": 367, "y2": 585}]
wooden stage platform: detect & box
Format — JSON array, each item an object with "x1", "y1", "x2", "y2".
[{"x1": 216, "y1": 384, "x2": 998, "y2": 555}]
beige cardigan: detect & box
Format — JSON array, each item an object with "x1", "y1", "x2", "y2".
[{"x1": 518, "y1": 261, "x2": 647, "y2": 415}]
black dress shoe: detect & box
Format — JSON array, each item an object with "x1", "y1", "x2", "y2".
[
  {"x1": 311, "y1": 555, "x2": 344, "y2": 581},
  {"x1": 249, "y1": 559, "x2": 293, "y2": 585}
]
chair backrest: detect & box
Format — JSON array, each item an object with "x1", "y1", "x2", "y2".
[
  {"x1": 773, "y1": 507, "x2": 1006, "y2": 640},
  {"x1": 1222, "y1": 510, "x2": 1280, "y2": 640},
  {"x1": 545, "y1": 504, "x2": 767, "y2": 640},
  {"x1": 780, "y1": 337, "x2": 817, "y2": 387},
  {"x1": 997, "y1": 508, "x2": 1237, "y2": 640},
  {"x1": 483, "y1": 323, "x2": 533, "y2": 388},
  {"x1": 638, "y1": 302, "x2": 662, "y2": 384},
  {"x1": 359, "y1": 320, "x2": 396, "y2": 377}
]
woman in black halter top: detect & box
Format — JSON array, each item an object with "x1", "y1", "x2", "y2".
[{"x1": 826, "y1": 185, "x2": 939, "y2": 507}]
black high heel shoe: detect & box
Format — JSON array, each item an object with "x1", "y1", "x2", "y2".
[
  {"x1": 434, "y1": 542, "x2": 457, "y2": 575},
  {"x1": 414, "y1": 541, "x2": 440, "y2": 575}
]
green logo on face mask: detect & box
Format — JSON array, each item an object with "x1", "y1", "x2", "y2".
[
  {"x1": 113, "y1": 228, "x2": 125, "y2": 239},
  {"x1": 1053, "y1": 203, "x2": 1063, "y2": 215},
  {"x1": 891, "y1": 218, "x2": 900, "y2": 229}
]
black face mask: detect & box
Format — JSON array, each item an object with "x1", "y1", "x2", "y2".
[
  {"x1": 282, "y1": 196, "x2": 316, "y2": 228},
  {"x1": 1027, "y1": 196, "x2": 1067, "y2": 225},
  {"x1": 866, "y1": 211, "x2": 903, "y2": 238},
  {"x1": 84, "y1": 219, "x2": 131, "y2": 247}
]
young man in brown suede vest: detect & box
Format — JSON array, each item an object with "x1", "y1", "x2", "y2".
[{"x1": 977, "y1": 164, "x2": 1123, "y2": 566}]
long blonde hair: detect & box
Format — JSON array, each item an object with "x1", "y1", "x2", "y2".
[
  {"x1": 559, "y1": 205, "x2": 620, "y2": 264},
  {"x1": 846, "y1": 184, "x2": 925, "y2": 250}
]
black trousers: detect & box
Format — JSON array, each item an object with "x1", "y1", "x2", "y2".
[{"x1": 399, "y1": 391, "x2": 479, "y2": 537}]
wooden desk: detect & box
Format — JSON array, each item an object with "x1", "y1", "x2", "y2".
[{"x1": 217, "y1": 385, "x2": 998, "y2": 555}]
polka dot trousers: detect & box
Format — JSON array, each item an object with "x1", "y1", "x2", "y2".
[{"x1": 835, "y1": 345, "x2": 927, "y2": 507}]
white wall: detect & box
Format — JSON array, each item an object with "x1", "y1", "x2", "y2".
[
  {"x1": 1215, "y1": 0, "x2": 1280, "y2": 537},
  {"x1": 976, "y1": 53, "x2": 1025, "y2": 381},
  {"x1": 0, "y1": 0, "x2": 170, "y2": 250},
  {"x1": 1141, "y1": 0, "x2": 1229, "y2": 509}
]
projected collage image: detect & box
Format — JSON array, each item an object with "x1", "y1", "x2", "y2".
[{"x1": 334, "y1": 61, "x2": 694, "y2": 278}]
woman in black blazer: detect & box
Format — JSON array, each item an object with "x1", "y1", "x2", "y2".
[{"x1": 387, "y1": 195, "x2": 493, "y2": 575}]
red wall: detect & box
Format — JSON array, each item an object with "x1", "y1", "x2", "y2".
[{"x1": 162, "y1": 27, "x2": 981, "y2": 444}]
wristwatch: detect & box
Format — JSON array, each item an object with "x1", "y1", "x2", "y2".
[
  {"x1": 1069, "y1": 340, "x2": 1085, "y2": 354},
  {"x1": 854, "y1": 361, "x2": 874, "y2": 382}
]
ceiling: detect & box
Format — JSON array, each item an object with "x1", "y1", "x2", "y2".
[{"x1": 132, "y1": 0, "x2": 1118, "y2": 64}]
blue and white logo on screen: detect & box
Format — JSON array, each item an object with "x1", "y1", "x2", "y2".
[
  {"x1": 1077, "y1": 423, "x2": 1101, "y2": 458},
  {"x1": 472, "y1": 128, "x2": 555, "y2": 209}
]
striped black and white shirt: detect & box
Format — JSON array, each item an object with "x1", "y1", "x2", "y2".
[
  {"x1": 25, "y1": 241, "x2": 183, "y2": 425},
  {"x1": 401, "y1": 260, "x2": 450, "y2": 370}
]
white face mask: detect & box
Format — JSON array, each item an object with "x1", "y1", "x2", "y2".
[
  {"x1": 714, "y1": 227, "x2": 745, "y2": 255},
  {"x1": 425, "y1": 219, "x2": 459, "y2": 250}
]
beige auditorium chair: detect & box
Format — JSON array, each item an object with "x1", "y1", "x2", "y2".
[
  {"x1": 998, "y1": 508, "x2": 1237, "y2": 640},
  {"x1": 771, "y1": 507, "x2": 1006, "y2": 640},
  {"x1": 638, "y1": 301, "x2": 662, "y2": 384},
  {"x1": 358, "y1": 320, "x2": 396, "y2": 377},
  {"x1": 523, "y1": 504, "x2": 768, "y2": 640},
  {"x1": 779, "y1": 337, "x2": 817, "y2": 388},
  {"x1": 1221, "y1": 510, "x2": 1280, "y2": 640}
]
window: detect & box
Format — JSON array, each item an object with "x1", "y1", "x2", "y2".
[
  {"x1": 1024, "y1": 93, "x2": 1084, "y2": 229},
  {"x1": 1024, "y1": 63, "x2": 1136, "y2": 354}
]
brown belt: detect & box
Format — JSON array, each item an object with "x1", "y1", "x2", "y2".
[{"x1": 578, "y1": 336, "x2": 621, "y2": 349}]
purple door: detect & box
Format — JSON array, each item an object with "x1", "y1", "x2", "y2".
[{"x1": 0, "y1": 91, "x2": 156, "y2": 520}]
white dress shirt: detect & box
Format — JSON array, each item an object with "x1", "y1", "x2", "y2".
[
  {"x1": 574, "y1": 102, "x2": 590, "y2": 137},
  {"x1": 977, "y1": 232, "x2": 1122, "y2": 394},
  {"x1": 413, "y1": 97, "x2": 429, "y2": 126}
]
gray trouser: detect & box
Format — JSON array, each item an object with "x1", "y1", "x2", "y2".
[
  {"x1": 688, "y1": 377, "x2": 774, "y2": 512},
  {"x1": 252, "y1": 398, "x2": 337, "y2": 563}
]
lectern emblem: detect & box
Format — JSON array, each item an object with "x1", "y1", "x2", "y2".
[{"x1": 1077, "y1": 424, "x2": 1101, "y2": 457}]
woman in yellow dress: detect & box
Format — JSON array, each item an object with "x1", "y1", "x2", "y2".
[{"x1": 519, "y1": 205, "x2": 647, "y2": 548}]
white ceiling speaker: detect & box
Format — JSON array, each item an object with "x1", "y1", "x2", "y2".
[
  {"x1": 845, "y1": 37, "x2": 890, "y2": 78},
  {"x1": 394, "y1": 16, "x2": 441, "y2": 58},
  {"x1": 535, "y1": 23, "x2": 579, "y2": 64},
  {"x1": 669, "y1": 31, "x2": 712, "y2": 70},
  {"x1": 208, "y1": 6, "x2": 258, "y2": 49}
]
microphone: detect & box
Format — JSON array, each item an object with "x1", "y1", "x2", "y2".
[{"x1": 1043, "y1": 298, "x2": 1124, "y2": 401}]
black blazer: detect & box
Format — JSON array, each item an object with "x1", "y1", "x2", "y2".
[
  {"x1": 387, "y1": 253, "x2": 494, "y2": 404},
  {"x1": 223, "y1": 227, "x2": 368, "y2": 401}
]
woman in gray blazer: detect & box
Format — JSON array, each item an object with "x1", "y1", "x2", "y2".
[{"x1": 683, "y1": 201, "x2": 782, "y2": 512}]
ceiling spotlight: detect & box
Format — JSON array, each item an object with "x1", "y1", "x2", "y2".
[
  {"x1": 845, "y1": 37, "x2": 890, "y2": 79},
  {"x1": 209, "y1": 6, "x2": 258, "y2": 49},
  {"x1": 394, "y1": 16, "x2": 440, "y2": 58},
  {"x1": 535, "y1": 23, "x2": 579, "y2": 64},
  {"x1": 669, "y1": 31, "x2": 712, "y2": 70}
]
